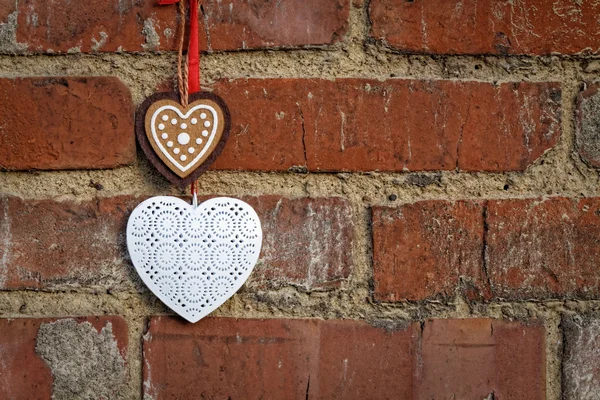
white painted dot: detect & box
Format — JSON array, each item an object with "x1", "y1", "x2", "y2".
[
  {"x1": 162, "y1": 115, "x2": 169, "y2": 121},
  {"x1": 173, "y1": 148, "x2": 180, "y2": 154},
  {"x1": 200, "y1": 113, "x2": 207, "y2": 119},
  {"x1": 158, "y1": 123, "x2": 165, "y2": 130},
  {"x1": 171, "y1": 118, "x2": 177, "y2": 125},
  {"x1": 180, "y1": 123, "x2": 187, "y2": 129},
  {"x1": 167, "y1": 141, "x2": 173, "y2": 147},
  {"x1": 180, "y1": 155, "x2": 187, "y2": 161},
  {"x1": 161, "y1": 133, "x2": 168, "y2": 140},
  {"x1": 195, "y1": 138, "x2": 202, "y2": 145},
  {"x1": 202, "y1": 130, "x2": 209, "y2": 137},
  {"x1": 188, "y1": 147, "x2": 195, "y2": 154},
  {"x1": 177, "y1": 133, "x2": 190, "y2": 145},
  {"x1": 204, "y1": 121, "x2": 211, "y2": 128},
  {"x1": 191, "y1": 118, "x2": 198, "y2": 125}
]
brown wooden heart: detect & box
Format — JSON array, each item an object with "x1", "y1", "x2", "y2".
[{"x1": 136, "y1": 92, "x2": 230, "y2": 188}]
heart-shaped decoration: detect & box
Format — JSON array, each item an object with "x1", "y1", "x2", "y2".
[
  {"x1": 126, "y1": 196, "x2": 262, "y2": 323},
  {"x1": 136, "y1": 92, "x2": 231, "y2": 189}
]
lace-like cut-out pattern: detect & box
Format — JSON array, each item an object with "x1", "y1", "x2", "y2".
[{"x1": 127, "y1": 196, "x2": 262, "y2": 323}]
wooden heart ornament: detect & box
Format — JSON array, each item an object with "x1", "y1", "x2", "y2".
[{"x1": 136, "y1": 92, "x2": 231, "y2": 188}]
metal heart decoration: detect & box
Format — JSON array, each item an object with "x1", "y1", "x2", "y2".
[
  {"x1": 136, "y1": 92, "x2": 231, "y2": 189},
  {"x1": 126, "y1": 196, "x2": 262, "y2": 323}
]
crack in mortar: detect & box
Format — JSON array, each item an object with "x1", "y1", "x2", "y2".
[{"x1": 35, "y1": 319, "x2": 126, "y2": 400}]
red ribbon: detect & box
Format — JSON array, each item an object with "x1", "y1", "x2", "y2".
[
  {"x1": 188, "y1": 0, "x2": 200, "y2": 94},
  {"x1": 159, "y1": 0, "x2": 200, "y2": 196}
]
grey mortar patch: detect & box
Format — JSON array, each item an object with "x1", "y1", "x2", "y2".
[
  {"x1": 92, "y1": 32, "x2": 109, "y2": 52},
  {"x1": 0, "y1": 11, "x2": 28, "y2": 54},
  {"x1": 367, "y1": 318, "x2": 412, "y2": 333},
  {"x1": 141, "y1": 18, "x2": 160, "y2": 51},
  {"x1": 562, "y1": 314, "x2": 600, "y2": 400},
  {"x1": 35, "y1": 319, "x2": 126, "y2": 400},
  {"x1": 577, "y1": 89, "x2": 600, "y2": 167}
]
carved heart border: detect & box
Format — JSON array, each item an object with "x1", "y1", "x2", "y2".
[{"x1": 136, "y1": 92, "x2": 231, "y2": 189}]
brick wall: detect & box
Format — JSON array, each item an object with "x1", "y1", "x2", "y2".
[{"x1": 1, "y1": 1, "x2": 599, "y2": 399}]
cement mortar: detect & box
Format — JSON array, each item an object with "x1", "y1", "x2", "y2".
[
  {"x1": 36, "y1": 319, "x2": 127, "y2": 400},
  {"x1": 2, "y1": 2, "x2": 600, "y2": 399}
]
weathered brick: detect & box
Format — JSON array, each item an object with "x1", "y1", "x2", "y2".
[
  {"x1": 143, "y1": 317, "x2": 415, "y2": 399},
  {"x1": 562, "y1": 314, "x2": 600, "y2": 400},
  {"x1": 0, "y1": 0, "x2": 13, "y2": 17},
  {"x1": 374, "y1": 197, "x2": 600, "y2": 301},
  {"x1": 0, "y1": 77, "x2": 135, "y2": 171},
  {"x1": 210, "y1": 79, "x2": 307, "y2": 171},
  {"x1": 247, "y1": 196, "x2": 354, "y2": 290},
  {"x1": 0, "y1": 196, "x2": 140, "y2": 290},
  {"x1": 416, "y1": 319, "x2": 546, "y2": 400},
  {"x1": 143, "y1": 317, "x2": 545, "y2": 399},
  {"x1": 372, "y1": 200, "x2": 488, "y2": 302},
  {"x1": 0, "y1": 195, "x2": 352, "y2": 291},
  {"x1": 211, "y1": 79, "x2": 561, "y2": 172},
  {"x1": 370, "y1": 0, "x2": 600, "y2": 55},
  {"x1": 576, "y1": 83, "x2": 600, "y2": 168},
  {"x1": 486, "y1": 197, "x2": 600, "y2": 300},
  {"x1": 0, "y1": 316, "x2": 128, "y2": 399},
  {"x1": 8, "y1": 0, "x2": 348, "y2": 54}
]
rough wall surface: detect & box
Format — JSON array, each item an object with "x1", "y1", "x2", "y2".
[{"x1": 1, "y1": 0, "x2": 600, "y2": 399}]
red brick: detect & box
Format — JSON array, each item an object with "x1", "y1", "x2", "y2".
[
  {"x1": 143, "y1": 317, "x2": 416, "y2": 399},
  {"x1": 247, "y1": 196, "x2": 353, "y2": 290},
  {"x1": 143, "y1": 317, "x2": 545, "y2": 399},
  {"x1": 562, "y1": 314, "x2": 600, "y2": 399},
  {"x1": 0, "y1": 77, "x2": 134, "y2": 170},
  {"x1": 210, "y1": 79, "x2": 307, "y2": 171},
  {"x1": 374, "y1": 197, "x2": 600, "y2": 301},
  {"x1": 0, "y1": 195, "x2": 352, "y2": 291},
  {"x1": 0, "y1": 1, "x2": 14, "y2": 20},
  {"x1": 372, "y1": 201, "x2": 488, "y2": 302},
  {"x1": 416, "y1": 319, "x2": 546, "y2": 400},
  {"x1": 576, "y1": 83, "x2": 600, "y2": 168},
  {"x1": 369, "y1": 0, "x2": 600, "y2": 55},
  {"x1": 0, "y1": 316, "x2": 128, "y2": 399},
  {"x1": 0, "y1": 196, "x2": 140, "y2": 290},
  {"x1": 10, "y1": 0, "x2": 349, "y2": 54},
  {"x1": 211, "y1": 79, "x2": 561, "y2": 172},
  {"x1": 486, "y1": 198, "x2": 600, "y2": 299}
]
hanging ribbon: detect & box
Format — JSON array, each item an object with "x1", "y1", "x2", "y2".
[
  {"x1": 188, "y1": 0, "x2": 200, "y2": 94},
  {"x1": 159, "y1": 0, "x2": 201, "y2": 197}
]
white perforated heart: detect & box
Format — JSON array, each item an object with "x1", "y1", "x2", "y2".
[{"x1": 126, "y1": 196, "x2": 262, "y2": 323}]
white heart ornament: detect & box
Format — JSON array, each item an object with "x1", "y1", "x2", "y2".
[{"x1": 126, "y1": 196, "x2": 262, "y2": 323}]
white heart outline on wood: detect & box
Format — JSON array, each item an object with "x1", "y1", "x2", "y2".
[
  {"x1": 150, "y1": 104, "x2": 219, "y2": 173},
  {"x1": 126, "y1": 196, "x2": 262, "y2": 323}
]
